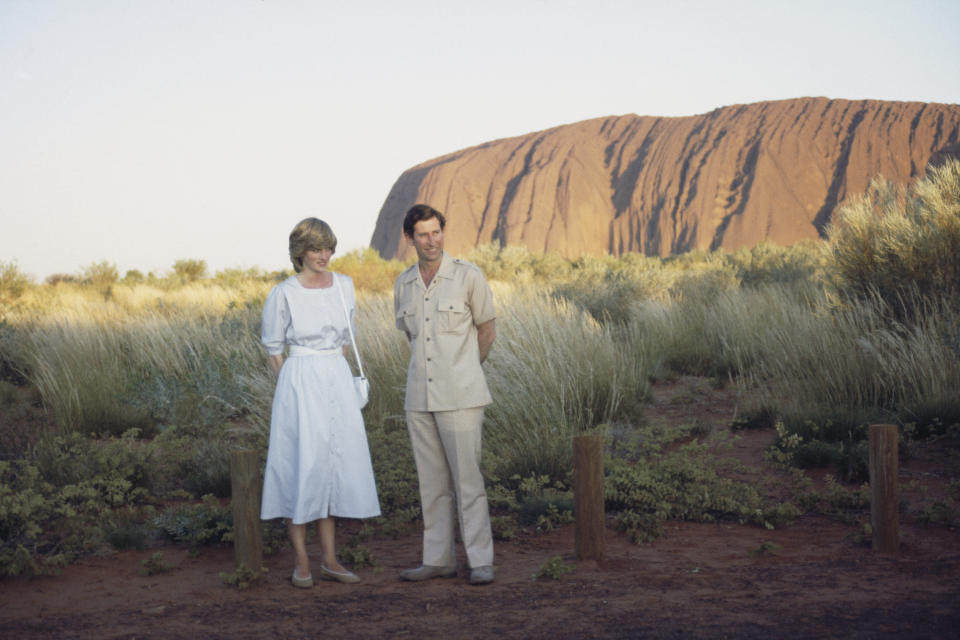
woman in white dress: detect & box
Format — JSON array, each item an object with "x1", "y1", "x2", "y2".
[{"x1": 260, "y1": 218, "x2": 380, "y2": 587}]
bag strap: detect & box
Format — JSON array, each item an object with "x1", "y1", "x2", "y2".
[{"x1": 335, "y1": 274, "x2": 366, "y2": 379}]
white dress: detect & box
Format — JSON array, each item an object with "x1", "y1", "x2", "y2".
[{"x1": 259, "y1": 273, "x2": 380, "y2": 523}]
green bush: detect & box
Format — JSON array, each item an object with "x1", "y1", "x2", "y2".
[
  {"x1": 172, "y1": 259, "x2": 208, "y2": 283},
  {"x1": 825, "y1": 157, "x2": 960, "y2": 319},
  {"x1": 533, "y1": 555, "x2": 575, "y2": 580},
  {"x1": 606, "y1": 423, "x2": 799, "y2": 541},
  {"x1": 0, "y1": 260, "x2": 32, "y2": 307},
  {"x1": 152, "y1": 495, "x2": 232, "y2": 547},
  {"x1": 81, "y1": 260, "x2": 119, "y2": 287}
]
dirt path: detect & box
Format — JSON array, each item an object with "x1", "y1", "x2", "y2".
[{"x1": 2, "y1": 378, "x2": 958, "y2": 639}]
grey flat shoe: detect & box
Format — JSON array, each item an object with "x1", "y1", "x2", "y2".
[
  {"x1": 291, "y1": 570, "x2": 314, "y2": 588},
  {"x1": 319, "y1": 564, "x2": 361, "y2": 584},
  {"x1": 399, "y1": 565, "x2": 457, "y2": 581},
  {"x1": 469, "y1": 565, "x2": 494, "y2": 585}
]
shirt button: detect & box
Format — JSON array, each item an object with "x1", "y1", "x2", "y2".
[
  {"x1": 428, "y1": 378, "x2": 433, "y2": 382},
  {"x1": 427, "y1": 357, "x2": 432, "y2": 361},
  {"x1": 425, "y1": 317, "x2": 430, "y2": 322}
]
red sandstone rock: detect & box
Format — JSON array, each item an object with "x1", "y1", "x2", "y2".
[{"x1": 370, "y1": 98, "x2": 960, "y2": 260}]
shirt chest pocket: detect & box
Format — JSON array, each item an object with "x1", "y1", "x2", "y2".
[
  {"x1": 437, "y1": 297, "x2": 468, "y2": 333},
  {"x1": 396, "y1": 305, "x2": 419, "y2": 338}
]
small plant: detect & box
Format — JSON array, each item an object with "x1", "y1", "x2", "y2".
[
  {"x1": 339, "y1": 538, "x2": 375, "y2": 569},
  {"x1": 849, "y1": 521, "x2": 873, "y2": 547},
  {"x1": 796, "y1": 475, "x2": 870, "y2": 522},
  {"x1": 491, "y1": 515, "x2": 517, "y2": 541},
  {"x1": 614, "y1": 511, "x2": 663, "y2": 544},
  {"x1": 533, "y1": 555, "x2": 574, "y2": 580},
  {"x1": 152, "y1": 494, "x2": 233, "y2": 547},
  {"x1": 792, "y1": 440, "x2": 841, "y2": 469},
  {"x1": 915, "y1": 499, "x2": 959, "y2": 526},
  {"x1": 219, "y1": 563, "x2": 268, "y2": 589},
  {"x1": 106, "y1": 521, "x2": 151, "y2": 551},
  {"x1": 730, "y1": 406, "x2": 779, "y2": 431},
  {"x1": 750, "y1": 540, "x2": 782, "y2": 556},
  {"x1": 139, "y1": 551, "x2": 172, "y2": 576}
]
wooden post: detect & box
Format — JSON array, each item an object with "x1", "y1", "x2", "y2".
[
  {"x1": 574, "y1": 433, "x2": 605, "y2": 562},
  {"x1": 230, "y1": 449, "x2": 264, "y2": 570},
  {"x1": 869, "y1": 424, "x2": 899, "y2": 553}
]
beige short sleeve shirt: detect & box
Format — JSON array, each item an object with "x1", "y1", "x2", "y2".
[{"x1": 394, "y1": 252, "x2": 496, "y2": 412}]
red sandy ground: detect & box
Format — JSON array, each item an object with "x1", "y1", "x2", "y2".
[{"x1": 2, "y1": 378, "x2": 958, "y2": 639}]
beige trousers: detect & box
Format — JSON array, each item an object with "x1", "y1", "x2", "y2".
[{"x1": 405, "y1": 407, "x2": 494, "y2": 568}]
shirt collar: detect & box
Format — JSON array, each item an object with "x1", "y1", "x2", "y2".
[
  {"x1": 403, "y1": 251, "x2": 454, "y2": 286},
  {"x1": 434, "y1": 252, "x2": 455, "y2": 280}
]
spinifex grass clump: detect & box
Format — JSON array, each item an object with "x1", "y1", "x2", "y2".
[
  {"x1": 7, "y1": 286, "x2": 270, "y2": 437},
  {"x1": 482, "y1": 286, "x2": 649, "y2": 481}
]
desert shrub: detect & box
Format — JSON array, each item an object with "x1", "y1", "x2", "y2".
[
  {"x1": 466, "y1": 243, "x2": 575, "y2": 284},
  {"x1": 220, "y1": 563, "x2": 269, "y2": 589},
  {"x1": 0, "y1": 261, "x2": 32, "y2": 308},
  {"x1": 172, "y1": 259, "x2": 208, "y2": 283},
  {"x1": 0, "y1": 439, "x2": 156, "y2": 577},
  {"x1": 177, "y1": 436, "x2": 234, "y2": 498},
  {"x1": 553, "y1": 269, "x2": 663, "y2": 326},
  {"x1": 728, "y1": 241, "x2": 826, "y2": 288},
  {"x1": 614, "y1": 510, "x2": 663, "y2": 544},
  {"x1": 824, "y1": 158, "x2": 960, "y2": 319},
  {"x1": 835, "y1": 439, "x2": 871, "y2": 484},
  {"x1": 361, "y1": 425, "x2": 421, "y2": 536},
  {"x1": 330, "y1": 248, "x2": 408, "y2": 292},
  {"x1": 795, "y1": 475, "x2": 870, "y2": 521},
  {"x1": 122, "y1": 269, "x2": 146, "y2": 284},
  {"x1": 32, "y1": 430, "x2": 154, "y2": 494},
  {"x1": 730, "y1": 404, "x2": 779, "y2": 431},
  {"x1": 45, "y1": 273, "x2": 78, "y2": 286},
  {"x1": 792, "y1": 440, "x2": 842, "y2": 469},
  {"x1": 139, "y1": 551, "x2": 173, "y2": 575},
  {"x1": 606, "y1": 423, "x2": 799, "y2": 543},
  {"x1": 213, "y1": 266, "x2": 279, "y2": 288},
  {"x1": 339, "y1": 538, "x2": 376, "y2": 569},
  {"x1": 152, "y1": 494, "x2": 233, "y2": 547},
  {"x1": 0, "y1": 381, "x2": 48, "y2": 459},
  {"x1": 914, "y1": 499, "x2": 959, "y2": 526},
  {"x1": 105, "y1": 519, "x2": 152, "y2": 551},
  {"x1": 533, "y1": 555, "x2": 574, "y2": 580},
  {"x1": 80, "y1": 260, "x2": 119, "y2": 287}
]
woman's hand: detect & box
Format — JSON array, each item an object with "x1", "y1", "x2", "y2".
[{"x1": 269, "y1": 354, "x2": 285, "y2": 379}]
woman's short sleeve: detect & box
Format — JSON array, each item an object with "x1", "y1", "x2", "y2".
[{"x1": 261, "y1": 285, "x2": 289, "y2": 355}]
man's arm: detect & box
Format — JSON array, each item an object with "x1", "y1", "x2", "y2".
[{"x1": 477, "y1": 319, "x2": 495, "y2": 363}]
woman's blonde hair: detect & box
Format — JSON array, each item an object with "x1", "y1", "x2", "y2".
[{"x1": 289, "y1": 218, "x2": 337, "y2": 273}]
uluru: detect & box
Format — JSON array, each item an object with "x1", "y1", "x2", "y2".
[{"x1": 370, "y1": 97, "x2": 960, "y2": 260}]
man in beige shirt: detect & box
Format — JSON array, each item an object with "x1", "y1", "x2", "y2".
[{"x1": 394, "y1": 204, "x2": 496, "y2": 586}]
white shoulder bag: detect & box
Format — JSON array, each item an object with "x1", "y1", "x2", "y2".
[{"x1": 336, "y1": 275, "x2": 369, "y2": 409}]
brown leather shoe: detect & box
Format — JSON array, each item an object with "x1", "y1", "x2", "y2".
[{"x1": 399, "y1": 565, "x2": 457, "y2": 581}]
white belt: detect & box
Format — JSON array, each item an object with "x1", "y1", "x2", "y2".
[{"x1": 288, "y1": 345, "x2": 341, "y2": 357}]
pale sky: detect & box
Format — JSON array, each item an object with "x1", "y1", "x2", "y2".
[{"x1": 2, "y1": 0, "x2": 959, "y2": 280}]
